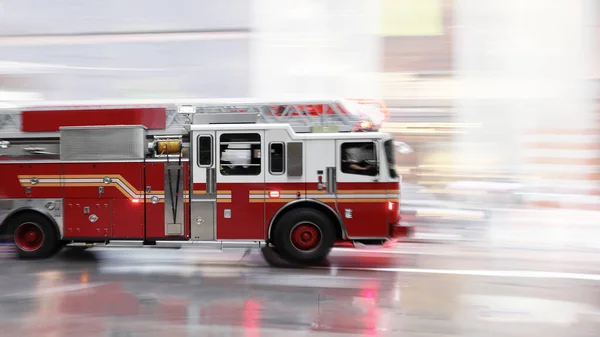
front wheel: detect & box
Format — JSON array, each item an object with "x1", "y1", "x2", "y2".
[
  {"x1": 273, "y1": 208, "x2": 335, "y2": 264},
  {"x1": 9, "y1": 212, "x2": 59, "y2": 259}
]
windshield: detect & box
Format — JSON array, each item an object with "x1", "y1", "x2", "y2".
[{"x1": 384, "y1": 139, "x2": 398, "y2": 179}]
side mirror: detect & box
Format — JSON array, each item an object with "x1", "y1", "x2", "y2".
[{"x1": 394, "y1": 141, "x2": 413, "y2": 154}]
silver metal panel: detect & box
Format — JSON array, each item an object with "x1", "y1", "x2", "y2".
[
  {"x1": 190, "y1": 201, "x2": 215, "y2": 240},
  {"x1": 326, "y1": 167, "x2": 337, "y2": 193},
  {"x1": 0, "y1": 142, "x2": 60, "y2": 158},
  {"x1": 163, "y1": 163, "x2": 185, "y2": 236},
  {"x1": 166, "y1": 223, "x2": 183, "y2": 236},
  {"x1": 287, "y1": 142, "x2": 303, "y2": 177},
  {"x1": 193, "y1": 112, "x2": 259, "y2": 125},
  {"x1": 0, "y1": 198, "x2": 64, "y2": 238},
  {"x1": 60, "y1": 125, "x2": 147, "y2": 161},
  {"x1": 206, "y1": 168, "x2": 216, "y2": 194}
]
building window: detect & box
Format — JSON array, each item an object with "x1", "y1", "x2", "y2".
[
  {"x1": 269, "y1": 142, "x2": 285, "y2": 174},
  {"x1": 197, "y1": 135, "x2": 213, "y2": 167},
  {"x1": 340, "y1": 142, "x2": 378, "y2": 176},
  {"x1": 219, "y1": 133, "x2": 261, "y2": 176}
]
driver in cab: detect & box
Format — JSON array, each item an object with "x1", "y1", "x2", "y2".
[{"x1": 342, "y1": 143, "x2": 378, "y2": 176}]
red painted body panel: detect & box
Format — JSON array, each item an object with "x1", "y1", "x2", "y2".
[
  {"x1": 63, "y1": 199, "x2": 111, "y2": 238},
  {"x1": 387, "y1": 181, "x2": 401, "y2": 226},
  {"x1": 111, "y1": 199, "x2": 144, "y2": 239},
  {"x1": 61, "y1": 162, "x2": 144, "y2": 199},
  {"x1": 144, "y1": 161, "x2": 190, "y2": 240},
  {"x1": 263, "y1": 182, "x2": 306, "y2": 236},
  {"x1": 21, "y1": 108, "x2": 166, "y2": 132},
  {"x1": 332, "y1": 182, "x2": 395, "y2": 238},
  {"x1": 216, "y1": 182, "x2": 264, "y2": 240},
  {"x1": 1, "y1": 159, "x2": 399, "y2": 242},
  {"x1": 0, "y1": 163, "x2": 62, "y2": 199}
]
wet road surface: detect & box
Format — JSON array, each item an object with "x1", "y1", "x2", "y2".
[{"x1": 0, "y1": 244, "x2": 598, "y2": 337}]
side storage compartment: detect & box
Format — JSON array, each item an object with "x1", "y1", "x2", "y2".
[
  {"x1": 111, "y1": 199, "x2": 144, "y2": 239},
  {"x1": 58, "y1": 125, "x2": 148, "y2": 241},
  {"x1": 63, "y1": 199, "x2": 111, "y2": 239},
  {"x1": 144, "y1": 160, "x2": 190, "y2": 240}
]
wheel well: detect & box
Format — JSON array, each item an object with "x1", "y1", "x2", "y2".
[
  {"x1": 268, "y1": 200, "x2": 345, "y2": 242},
  {"x1": 0, "y1": 208, "x2": 60, "y2": 241}
]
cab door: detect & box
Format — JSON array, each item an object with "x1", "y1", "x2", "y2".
[
  {"x1": 215, "y1": 131, "x2": 265, "y2": 240},
  {"x1": 190, "y1": 132, "x2": 217, "y2": 240},
  {"x1": 335, "y1": 139, "x2": 388, "y2": 238}
]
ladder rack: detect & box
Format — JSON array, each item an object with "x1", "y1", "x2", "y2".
[{"x1": 0, "y1": 98, "x2": 387, "y2": 138}]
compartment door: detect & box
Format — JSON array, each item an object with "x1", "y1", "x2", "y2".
[
  {"x1": 145, "y1": 159, "x2": 189, "y2": 240},
  {"x1": 190, "y1": 132, "x2": 217, "y2": 240}
]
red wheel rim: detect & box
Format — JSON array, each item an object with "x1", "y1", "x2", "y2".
[
  {"x1": 14, "y1": 222, "x2": 44, "y2": 252},
  {"x1": 290, "y1": 223, "x2": 321, "y2": 251}
]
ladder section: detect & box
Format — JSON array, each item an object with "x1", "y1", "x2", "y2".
[
  {"x1": 0, "y1": 98, "x2": 387, "y2": 138},
  {"x1": 179, "y1": 100, "x2": 382, "y2": 132}
]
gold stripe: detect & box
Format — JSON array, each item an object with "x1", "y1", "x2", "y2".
[
  {"x1": 20, "y1": 182, "x2": 191, "y2": 201},
  {"x1": 251, "y1": 198, "x2": 395, "y2": 203},
  {"x1": 18, "y1": 174, "x2": 222, "y2": 200},
  {"x1": 250, "y1": 189, "x2": 390, "y2": 195},
  {"x1": 192, "y1": 191, "x2": 232, "y2": 195},
  {"x1": 20, "y1": 183, "x2": 61, "y2": 187},
  {"x1": 337, "y1": 190, "x2": 389, "y2": 194}
]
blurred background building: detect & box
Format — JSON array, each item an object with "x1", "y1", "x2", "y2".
[{"x1": 0, "y1": 0, "x2": 598, "y2": 210}]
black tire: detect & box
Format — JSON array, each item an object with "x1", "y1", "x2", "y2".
[
  {"x1": 273, "y1": 208, "x2": 334, "y2": 264},
  {"x1": 8, "y1": 212, "x2": 59, "y2": 259}
]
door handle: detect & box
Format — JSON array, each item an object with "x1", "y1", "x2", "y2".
[
  {"x1": 206, "y1": 168, "x2": 216, "y2": 194},
  {"x1": 326, "y1": 167, "x2": 336, "y2": 193}
]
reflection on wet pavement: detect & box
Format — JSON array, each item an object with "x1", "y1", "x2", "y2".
[{"x1": 0, "y1": 245, "x2": 598, "y2": 336}]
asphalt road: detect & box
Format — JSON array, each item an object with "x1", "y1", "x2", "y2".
[{"x1": 0, "y1": 243, "x2": 598, "y2": 336}]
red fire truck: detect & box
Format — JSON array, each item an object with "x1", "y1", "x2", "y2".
[{"x1": 0, "y1": 98, "x2": 411, "y2": 265}]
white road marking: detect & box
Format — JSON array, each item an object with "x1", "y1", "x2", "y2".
[{"x1": 311, "y1": 267, "x2": 600, "y2": 281}]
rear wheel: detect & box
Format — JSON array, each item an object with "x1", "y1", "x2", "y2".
[
  {"x1": 273, "y1": 208, "x2": 334, "y2": 264},
  {"x1": 9, "y1": 212, "x2": 59, "y2": 259}
]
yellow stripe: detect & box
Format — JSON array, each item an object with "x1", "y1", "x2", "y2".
[
  {"x1": 251, "y1": 198, "x2": 395, "y2": 203},
  {"x1": 19, "y1": 174, "x2": 143, "y2": 194},
  {"x1": 192, "y1": 190, "x2": 232, "y2": 195},
  {"x1": 337, "y1": 190, "x2": 389, "y2": 194},
  {"x1": 250, "y1": 189, "x2": 390, "y2": 195},
  {"x1": 18, "y1": 174, "x2": 222, "y2": 200}
]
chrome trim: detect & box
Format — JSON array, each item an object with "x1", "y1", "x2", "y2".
[
  {"x1": 145, "y1": 158, "x2": 190, "y2": 163},
  {"x1": 346, "y1": 236, "x2": 389, "y2": 240},
  {"x1": 67, "y1": 240, "x2": 267, "y2": 249},
  {"x1": 267, "y1": 198, "x2": 348, "y2": 241},
  {"x1": 0, "y1": 198, "x2": 64, "y2": 238}
]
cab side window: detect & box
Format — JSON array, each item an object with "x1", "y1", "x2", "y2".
[
  {"x1": 197, "y1": 135, "x2": 213, "y2": 167},
  {"x1": 269, "y1": 142, "x2": 285, "y2": 174},
  {"x1": 219, "y1": 133, "x2": 261, "y2": 176},
  {"x1": 340, "y1": 142, "x2": 378, "y2": 176}
]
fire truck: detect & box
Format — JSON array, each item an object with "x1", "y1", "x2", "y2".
[{"x1": 0, "y1": 98, "x2": 411, "y2": 265}]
